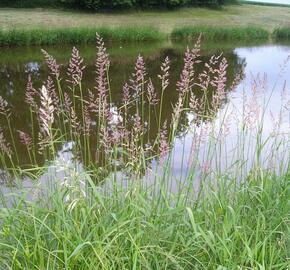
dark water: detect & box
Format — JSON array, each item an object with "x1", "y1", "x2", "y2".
[{"x1": 0, "y1": 40, "x2": 289, "y2": 186}]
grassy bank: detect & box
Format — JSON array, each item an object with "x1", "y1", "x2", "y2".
[
  {"x1": 0, "y1": 26, "x2": 272, "y2": 46},
  {"x1": 0, "y1": 5, "x2": 289, "y2": 34},
  {"x1": 274, "y1": 27, "x2": 290, "y2": 39},
  {"x1": 0, "y1": 27, "x2": 163, "y2": 46},
  {"x1": 0, "y1": 4, "x2": 290, "y2": 45},
  {"x1": 1, "y1": 25, "x2": 289, "y2": 47},
  {"x1": 1, "y1": 171, "x2": 289, "y2": 269},
  {"x1": 171, "y1": 26, "x2": 269, "y2": 41}
]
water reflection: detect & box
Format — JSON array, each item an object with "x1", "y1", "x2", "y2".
[
  {"x1": 169, "y1": 44, "x2": 290, "y2": 183},
  {"x1": 0, "y1": 41, "x2": 289, "y2": 187},
  {"x1": 0, "y1": 42, "x2": 245, "y2": 176}
]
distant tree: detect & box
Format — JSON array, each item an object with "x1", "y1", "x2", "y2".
[{"x1": 0, "y1": 0, "x2": 236, "y2": 9}]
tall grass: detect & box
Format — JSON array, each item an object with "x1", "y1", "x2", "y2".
[
  {"x1": 0, "y1": 27, "x2": 163, "y2": 47},
  {"x1": 0, "y1": 26, "x2": 274, "y2": 47},
  {"x1": 1, "y1": 171, "x2": 289, "y2": 269},
  {"x1": 0, "y1": 34, "x2": 289, "y2": 268},
  {"x1": 171, "y1": 26, "x2": 269, "y2": 41},
  {"x1": 274, "y1": 27, "x2": 290, "y2": 39}
]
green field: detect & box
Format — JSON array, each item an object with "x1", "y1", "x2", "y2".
[
  {"x1": 0, "y1": 4, "x2": 290, "y2": 46},
  {"x1": 0, "y1": 4, "x2": 290, "y2": 33}
]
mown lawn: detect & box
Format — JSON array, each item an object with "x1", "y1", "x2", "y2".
[{"x1": 0, "y1": 4, "x2": 289, "y2": 33}]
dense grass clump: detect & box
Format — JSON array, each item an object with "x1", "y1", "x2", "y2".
[
  {"x1": 0, "y1": 27, "x2": 163, "y2": 47},
  {"x1": 171, "y1": 26, "x2": 269, "y2": 41},
  {"x1": 274, "y1": 27, "x2": 290, "y2": 39},
  {"x1": 0, "y1": 172, "x2": 289, "y2": 269},
  {"x1": 0, "y1": 26, "x2": 272, "y2": 46}
]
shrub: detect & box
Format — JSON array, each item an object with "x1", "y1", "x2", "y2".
[{"x1": 0, "y1": 0, "x2": 59, "y2": 8}]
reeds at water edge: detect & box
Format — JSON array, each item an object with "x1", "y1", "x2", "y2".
[{"x1": 0, "y1": 33, "x2": 289, "y2": 269}]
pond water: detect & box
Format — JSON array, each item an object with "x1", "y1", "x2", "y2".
[
  {"x1": 0, "y1": 40, "x2": 289, "y2": 195},
  {"x1": 244, "y1": 0, "x2": 290, "y2": 5}
]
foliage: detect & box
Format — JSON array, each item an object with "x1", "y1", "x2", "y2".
[
  {"x1": 172, "y1": 26, "x2": 269, "y2": 41},
  {"x1": 0, "y1": 26, "x2": 272, "y2": 47},
  {"x1": 0, "y1": 171, "x2": 289, "y2": 268},
  {"x1": 273, "y1": 27, "x2": 290, "y2": 39},
  {"x1": 0, "y1": 0, "x2": 60, "y2": 8},
  {"x1": 0, "y1": 27, "x2": 163, "y2": 46},
  {"x1": 0, "y1": 0, "x2": 237, "y2": 9}
]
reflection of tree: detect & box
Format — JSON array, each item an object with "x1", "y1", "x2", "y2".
[{"x1": 0, "y1": 45, "x2": 245, "y2": 177}]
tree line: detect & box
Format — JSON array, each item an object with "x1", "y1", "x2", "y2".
[{"x1": 1, "y1": 0, "x2": 236, "y2": 10}]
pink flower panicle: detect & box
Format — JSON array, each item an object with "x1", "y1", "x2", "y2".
[
  {"x1": 87, "y1": 90, "x2": 98, "y2": 113},
  {"x1": 159, "y1": 121, "x2": 169, "y2": 159},
  {"x1": 177, "y1": 44, "x2": 201, "y2": 95},
  {"x1": 212, "y1": 57, "x2": 228, "y2": 106},
  {"x1": 177, "y1": 47, "x2": 193, "y2": 95},
  {"x1": 122, "y1": 83, "x2": 130, "y2": 105},
  {"x1": 67, "y1": 47, "x2": 85, "y2": 86},
  {"x1": 220, "y1": 115, "x2": 231, "y2": 140},
  {"x1": 17, "y1": 130, "x2": 33, "y2": 150},
  {"x1": 200, "y1": 122, "x2": 211, "y2": 143},
  {"x1": 103, "y1": 99, "x2": 113, "y2": 124},
  {"x1": 25, "y1": 75, "x2": 39, "y2": 111},
  {"x1": 0, "y1": 96, "x2": 10, "y2": 117},
  {"x1": 130, "y1": 55, "x2": 147, "y2": 97},
  {"x1": 83, "y1": 105, "x2": 92, "y2": 136},
  {"x1": 230, "y1": 68, "x2": 244, "y2": 92},
  {"x1": 147, "y1": 79, "x2": 158, "y2": 106},
  {"x1": 111, "y1": 123, "x2": 126, "y2": 145},
  {"x1": 41, "y1": 49, "x2": 60, "y2": 79},
  {"x1": 200, "y1": 160, "x2": 210, "y2": 176},
  {"x1": 172, "y1": 95, "x2": 184, "y2": 124},
  {"x1": 244, "y1": 83, "x2": 261, "y2": 130},
  {"x1": 100, "y1": 126, "x2": 111, "y2": 154},
  {"x1": 64, "y1": 92, "x2": 72, "y2": 113},
  {"x1": 158, "y1": 56, "x2": 170, "y2": 90},
  {"x1": 197, "y1": 54, "x2": 222, "y2": 93},
  {"x1": 0, "y1": 128, "x2": 11, "y2": 157},
  {"x1": 133, "y1": 113, "x2": 143, "y2": 135},
  {"x1": 95, "y1": 33, "x2": 110, "y2": 102},
  {"x1": 189, "y1": 92, "x2": 199, "y2": 112},
  {"x1": 45, "y1": 76, "x2": 60, "y2": 108},
  {"x1": 192, "y1": 34, "x2": 202, "y2": 57},
  {"x1": 70, "y1": 107, "x2": 80, "y2": 136},
  {"x1": 134, "y1": 54, "x2": 147, "y2": 83},
  {"x1": 37, "y1": 132, "x2": 46, "y2": 154},
  {"x1": 39, "y1": 85, "x2": 55, "y2": 136}
]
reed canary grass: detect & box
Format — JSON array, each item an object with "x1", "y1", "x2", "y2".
[{"x1": 0, "y1": 34, "x2": 289, "y2": 269}]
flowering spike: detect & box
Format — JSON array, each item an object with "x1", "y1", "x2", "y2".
[
  {"x1": 158, "y1": 56, "x2": 170, "y2": 91},
  {"x1": 39, "y1": 85, "x2": 55, "y2": 137},
  {"x1": 41, "y1": 49, "x2": 60, "y2": 79},
  {"x1": 17, "y1": 130, "x2": 33, "y2": 150},
  {"x1": 147, "y1": 79, "x2": 158, "y2": 106},
  {"x1": 67, "y1": 47, "x2": 85, "y2": 86},
  {"x1": 0, "y1": 128, "x2": 12, "y2": 157},
  {"x1": 25, "y1": 74, "x2": 39, "y2": 111}
]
